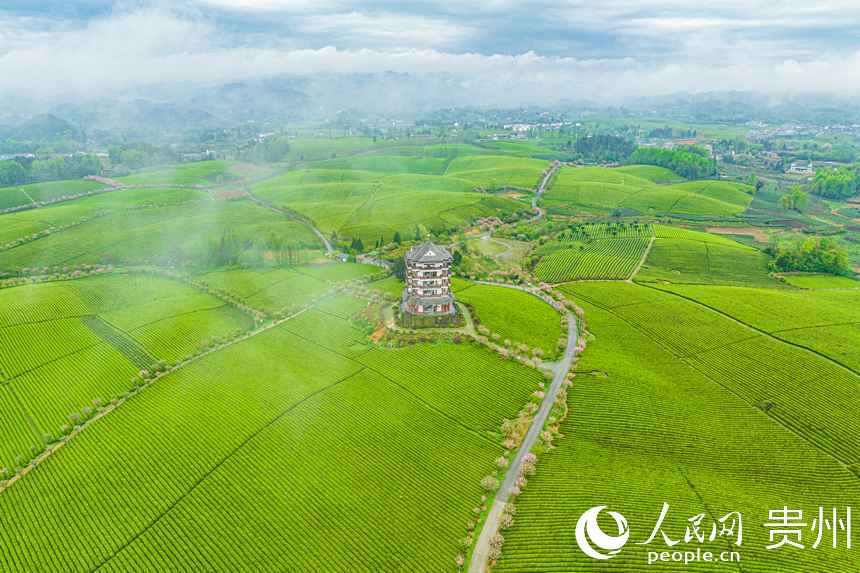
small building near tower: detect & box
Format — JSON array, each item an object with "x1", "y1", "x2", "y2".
[{"x1": 401, "y1": 241, "x2": 456, "y2": 316}]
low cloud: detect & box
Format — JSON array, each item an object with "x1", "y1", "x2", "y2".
[{"x1": 0, "y1": 5, "x2": 859, "y2": 111}]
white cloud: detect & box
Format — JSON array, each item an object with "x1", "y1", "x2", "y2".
[
  {"x1": 195, "y1": 0, "x2": 337, "y2": 11},
  {"x1": 299, "y1": 12, "x2": 475, "y2": 48},
  {"x1": 0, "y1": 5, "x2": 859, "y2": 108}
]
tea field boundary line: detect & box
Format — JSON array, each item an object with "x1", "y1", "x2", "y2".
[
  {"x1": 360, "y1": 364, "x2": 501, "y2": 448},
  {"x1": 6, "y1": 383, "x2": 42, "y2": 447},
  {"x1": 628, "y1": 236, "x2": 655, "y2": 281},
  {"x1": 278, "y1": 318, "x2": 376, "y2": 362},
  {"x1": 273, "y1": 320, "x2": 499, "y2": 447},
  {"x1": 0, "y1": 306, "x2": 313, "y2": 497},
  {"x1": 769, "y1": 320, "x2": 860, "y2": 335},
  {"x1": 0, "y1": 339, "x2": 106, "y2": 387},
  {"x1": 122, "y1": 303, "x2": 234, "y2": 334},
  {"x1": 573, "y1": 288, "x2": 858, "y2": 473},
  {"x1": 92, "y1": 368, "x2": 363, "y2": 572},
  {"x1": 678, "y1": 469, "x2": 746, "y2": 573},
  {"x1": 679, "y1": 354, "x2": 857, "y2": 471},
  {"x1": 0, "y1": 182, "x2": 208, "y2": 215},
  {"x1": 17, "y1": 188, "x2": 36, "y2": 206},
  {"x1": 640, "y1": 283, "x2": 860, "y2": 379},
  {"x1": 0, "y1": 314, "x2": 93, "y2": 330},
  {"x1": 244, "y1": 191, "x2": 334, "y2": 254}
]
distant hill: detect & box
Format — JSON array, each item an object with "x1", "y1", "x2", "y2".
[{"x1": 0, "y1": 113, "x2": 84, "y2": 143}]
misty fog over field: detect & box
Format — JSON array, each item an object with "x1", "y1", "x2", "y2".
[{"x1": 1, "y1": 2, "x2": 859, "y2": 122}]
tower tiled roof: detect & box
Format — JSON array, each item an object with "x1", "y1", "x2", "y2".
[{"x1": 405, "y1": 241, "x2": 452, "y2": 264}]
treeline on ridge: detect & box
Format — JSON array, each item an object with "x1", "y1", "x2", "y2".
[
  {"x1": 627, "y1": 146, "x2": 717, "y2": 179},
  {"x1": 0, "y1": 154, "x2": 102, "y2": 186},
  {"x1": 808, "y1": 166, "x2": 860, "y2": 199}
]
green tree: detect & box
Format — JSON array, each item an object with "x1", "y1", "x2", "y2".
[
  {"x1": 628, "y1": 146, "x2": 716, "y2": 179},
  {"x1": 393, "y1": 231, "x2": 402, "y2": 245},
  {"x1": 809, "y1": 167, "x2": 860, "y2": 199},
  {"x1": 769, "y1": 237, "x2": 850, "y2": 275},
  {"x1": 0, "y1": 160, "x2": 27, "y2": 185},
  {"x1": 778, "y1": 186, "x2": 809, "y2": 212}
]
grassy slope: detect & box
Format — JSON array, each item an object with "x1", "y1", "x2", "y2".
[
  {"x1": 496, "y1": 287, "x2": 860, "y2": 572},
  {"x1": 0, "y1": 312, "x2": 541, "y2": 571},
  {"x1": 0, "y1": 274, "x2": 252, "y2": 469},
  {"x1": 251, "y1": 169, "x2": 525, "y2": 243},
  {"x1": 0, "y1": 180, "x2": 106, "y2": 210},
  {"x1": 0, "y1": 198, "x2": 320, "y2": 270},
  {"x1": 455, "y1": 282, "x2": 565, "y2": 357},
  {"x1": 544, "y1": 166, "x2": 753, "y2": 217}
]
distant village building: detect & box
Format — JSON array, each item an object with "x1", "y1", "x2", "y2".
[
  {"x1": 787, "y1": 161, "x2": 815, "y2": 177},
  {"x1": 402, "y1": 241, "x2": 455, "y2": 316}
]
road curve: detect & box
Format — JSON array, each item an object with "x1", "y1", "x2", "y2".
[
  {"x1": 469, "y1": 282, "x2": 579, "y2": 572},
  {"x1": 531, "y1": 161, "x2": 561, "y2": 218},
  {"x1": 245, "y1": 192, "x2": 334, "y2": 254}
]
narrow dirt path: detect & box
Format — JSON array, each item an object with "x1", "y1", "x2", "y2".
[
  {"x1": 531, "y1": 161, "x2": 561, "y2": 219},
  {"x1": 244, "y1": 192, "x2": 334, "y2": 254},
  {"x1": 469, "y1": 282, "x2": 579, "y2": 573},
  {"x1": 477, "y1": 233, "x2": 515, "y2": 260},
  {"x1": 628, "y1": 236, "x2": 655, "y2": 281}
]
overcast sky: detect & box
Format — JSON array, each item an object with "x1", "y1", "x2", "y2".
[{"x1": 1, "y1": 1, "x2": 859, "y2": 105}]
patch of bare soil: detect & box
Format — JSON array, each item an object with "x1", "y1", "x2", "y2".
[
  {"x1": 706, "y1": 226, "x2": 769, "y2": 242},
  {"x1": 213, "y1": 188, "x2": 248, "y2": 200}
]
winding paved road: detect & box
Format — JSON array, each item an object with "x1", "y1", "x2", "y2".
[
  {"x1": 469, "y1": 282, "x2": 579, "y2": 573},
  {"x1": 531, "y1": 161, "x2": 561, "y2": 219}
]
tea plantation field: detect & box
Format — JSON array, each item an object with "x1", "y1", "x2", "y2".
[
  {"x1": 0, "y1": 198, "x2": 320, "y2": 271},
  {"x1": 0, "y1": 179, "x2": 106, "y2": 211},
  {"x1": 1, "y1": 144, "x2": 856, "y2": 573},
  {"x1": 781, "y1": 273, "x2": 860, "y2": 289},
  {"x1": 451, "y1": 281, "x2": 565, "y2": 358},
  {"x1": 251, "y1": 167, "x2": 531, "y2": 243},
  {"x1": 0, "y1": 273, "x2": 252, "y2": 472},
  {"x1": 532, "y1": 222, "x2": 653, "y2": 282},
  {"x1": 115, "y1": 160, "x2": 248, "y2": 186},
  {"x1": 637, "y1": 225, "x2": 778, "y2": 286},
  {"x1": 543, "y1": 166, "x2": 753, "y2": 217},
  {"x1": 494, "y1": 290, "x2": 860, "y2": 572},
  {"x1": 197, "y1": 262, "x2": 379, "y2": 313},
  {"x1": 655, "y1": 283, "x2": 860, "y2": 372},
  {"x1": 0, "y1": 296, "x2": 544, "y2": 572}
]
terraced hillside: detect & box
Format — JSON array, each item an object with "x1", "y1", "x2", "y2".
[
  {"x1": 0, "y1": 180, "x2": 107, "y2": 211},
  {"x1": 494, "y1": 281, "x2": 860, "y2": 572},
  {"x1": 0, "y1": 194, "x2": 320, "y2": 271},
  {"x1": 251, "y1": 168, "x2": 530, "y2": 243},
  {"x1": 636, "y1": 224, "x2": 778, "y2": 286},
  {"x1": 543, "y1": 166, "x2": 754, "y2": 217},
  {"x1": 532, "y1": 222, "x2": 653, "y2": 282},
  {"x1": 455, "y1": 281, "x2": 566, "y2": 358},
  {"x1": 0, "y1": 273, "x2": 252, "y2": 472},
  {"x1": 0, "y1": 294, "x2": 545, "y2": 572}
]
